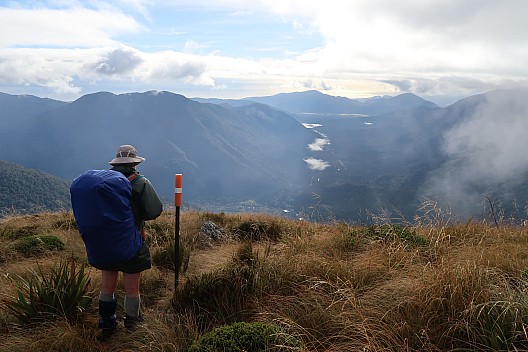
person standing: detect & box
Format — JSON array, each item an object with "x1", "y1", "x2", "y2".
[{"x1": 96, "y1": 144, "x2": 163, "y2": 335}]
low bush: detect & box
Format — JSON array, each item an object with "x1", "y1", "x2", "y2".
[
  {"x1": 202, "y1": 212, "x2": 227, "y2": 227},
  {"x1": 234, "y1": 220, "x2": 282, "y2": 241},
  {"x1": 151, "y1": 235, "x2": 191, "y2": 273},
  {"x1": 0, "y1": 224, "x2": 41, "y2": 239},
  {"x1": 189, "y1": 321, "x2": 302, "y2": 352},
  {"x1": 172, "y1": 264, "x2": 256, "y2": 329},
  {"x1": 363, "y1": 224, "x2": 429, "y2": 247},
  {"x1": 14, "y1": 235, "x2": 65, "y2": 256},
  {"x1": 172, "y1": 242, "x2": 289, "y2": 330}
]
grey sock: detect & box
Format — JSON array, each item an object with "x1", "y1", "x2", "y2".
[
  {"x1": 124, "y1": 295, "x2": 140, "y2": 317},
  {"x1": 99, "y1": 292, "x2": 115, "y2": 302}
]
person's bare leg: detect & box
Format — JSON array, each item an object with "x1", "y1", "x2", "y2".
[{"x1": 101, "y1": 270, "x2": 119, "y2": 296}]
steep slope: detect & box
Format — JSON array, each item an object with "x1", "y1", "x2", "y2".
[
  {"x1": 1, "y1": 91, "x2": 314, "y2": 206},
  {"x1": 0, "y1": 160, "x2": 71, "y2": 216}
]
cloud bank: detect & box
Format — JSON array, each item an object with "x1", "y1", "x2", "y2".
[
  {"x1": 421, "y1": 89, "x2": 528, "y2": 217},
  {"x1": 1, "y1": 1, "x2": 528, "y2": 100}
]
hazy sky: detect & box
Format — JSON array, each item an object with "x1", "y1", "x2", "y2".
[{"x1": 1, "y1": 0, "x2": 527, "y2": 104}]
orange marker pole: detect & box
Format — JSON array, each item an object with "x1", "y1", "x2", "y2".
[{"x1": 174, "y1": 174, "x2": 182, "y2": 290}]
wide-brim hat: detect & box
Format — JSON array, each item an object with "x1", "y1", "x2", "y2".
[{"x1": 109, "y1": 144, "x2": 145, "y2": 165}]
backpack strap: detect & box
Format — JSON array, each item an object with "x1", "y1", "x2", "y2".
[
  {"x1": 127, "y1": 173, "x2": 142, "y2": 183},
  {"x1": 126, "y1": 173, "x2": 144, "y2": 232}
]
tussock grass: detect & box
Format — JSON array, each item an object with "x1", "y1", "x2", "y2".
[{"x1": 3, "y1": 210, "x2": 528, "y2": 351}]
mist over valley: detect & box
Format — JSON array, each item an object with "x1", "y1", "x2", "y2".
[{"x1": 1, "y1": 88, "x2": 527, "y2": 222}]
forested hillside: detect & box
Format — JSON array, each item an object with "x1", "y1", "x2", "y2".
[{"x1": 0, "y1": 161, "x2": 71, "y2": 216}]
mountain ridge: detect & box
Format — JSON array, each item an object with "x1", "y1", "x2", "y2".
[
  {"x1": 1, "y1": 88, "x2": 527, "y2": 220},
  {"x1": 0, "y1": 90, "x2": 315, "y2": 208},
  {"x1": 193, "y1": 90, "x2": 438, "y2": 115}
]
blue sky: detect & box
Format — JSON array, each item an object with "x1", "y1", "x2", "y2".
[{"x1": 1, "y1": 0, "x2": 527, "y2": 105}]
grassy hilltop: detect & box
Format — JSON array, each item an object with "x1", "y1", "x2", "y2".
[{"x1": 2, "y1": 209, "x2": 528, "y2": 351}]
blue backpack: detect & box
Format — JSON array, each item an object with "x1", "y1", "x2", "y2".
[{"x1": 70, "y1": 169, "x2": 142, "y2": 268}]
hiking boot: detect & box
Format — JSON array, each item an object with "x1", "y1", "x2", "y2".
[
  {"x1": 124, "y1": 314, "x2": 144, "y2": 330},
  {"x1": 98, "y1": 316, "x2": 117, "y2": 338},
  {"x1": 98, "y1": 299, "x2": 117, "y2": 337}
]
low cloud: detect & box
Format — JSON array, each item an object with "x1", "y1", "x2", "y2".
[
  {"x1": 146, "y1": 53, "x2": 214, "y2": 86},
  {"x1": 308, "y1": 138, "x2": 330, "y2": 151},
  {"x1": 304, "y1": 158, "x2": 330, "y2": 170},
  {"x1": 301, "y1": 79, "x2": 332, "y2": 91},
  {"x1": 93, "y1": 48, "x2": 143, "y2": 75},
  {"x1": 421, "y1": 88, "x2": 528, "y2": 216}
]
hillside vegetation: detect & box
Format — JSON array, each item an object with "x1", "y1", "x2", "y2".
[
  {"x1": 2, "y1": 209, "x2": 528, "y2": 351},
  {"x1": 0, "y1": 161, "x2": 71, "y2": 217}
]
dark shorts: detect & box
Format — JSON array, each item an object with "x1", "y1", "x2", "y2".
[{"x1": 96, "y1": 241, "x2": 152, "y2": 274}]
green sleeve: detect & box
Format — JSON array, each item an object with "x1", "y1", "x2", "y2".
[{"x1": 134, "y1": 177, "x2": 163, "y2": 220}]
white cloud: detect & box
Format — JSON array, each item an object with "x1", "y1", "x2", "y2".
[
  {"x1": 246, "y1": 0, "x2": 528, "y2": 95},
  {"x1": 92, "y1": 47, "x2": 143, "y2": 75},
  {"x1": 0, "y1": 7, "x2": 144, "y2": 47},
  {"x1": 308, "y1": 138, "x2": 330, "y2": 152},
  {"x1": 1, "y1": 0, "x2": 528, "y2": 100},
  {"x1": 183, "y1": 40, "x2": 209, "y2": 53},
  {"x1": 304, "y1": 158, "x2": 330, "y2": 171},
  {"x1": 140, "y1": 51, "x2": 215, "y2": 86}
]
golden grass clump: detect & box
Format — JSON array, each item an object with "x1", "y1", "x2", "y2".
[{"x1": 3, "y1": 210, "x2": 528, "y2": 351}]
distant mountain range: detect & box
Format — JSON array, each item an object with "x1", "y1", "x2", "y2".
[
  {"x1": 193, "y1": 90, "x2": 438, "y2": 115},
  {"x1": 2, "y1": 88, "x2": 527, "y2": 221},
  {"x1": 0, "y1": 90, "x2": 314, "y2": 211}
]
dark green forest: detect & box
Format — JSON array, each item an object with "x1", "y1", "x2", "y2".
[{"x1": 0, "y1": 161, "x2": 71, "y2": 216}]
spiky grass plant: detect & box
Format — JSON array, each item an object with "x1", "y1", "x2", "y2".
[
  {"x1": 3, "y1": 256, "x2": 92, "y2": 325},
  {"x1": 151, "y1": 234, "x2": 192, "y2": 273}
]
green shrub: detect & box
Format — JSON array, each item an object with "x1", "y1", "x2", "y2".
[
  {"x1": 364, "y1": 225, "x2": 429, "y2": 247},
  {"x1": 521, "y1": 268, "x2": 528, "y2": 281},
  {"x1": 234, "y1": 220, "x2": 282, "y2": 241},
  {"x1": 467, "y1": 299, "x2": 528, "y2": 350},
  {"x1": 189, "y1": 321, "x2": 302, "y2": 352},
  {"x1": 3, "y1": 256, "x2": 93, "y2": 325},
  {"x1": 202, "y1": 212, "x2": 227, "y2": 227},
  {"x1": 14, "y1": 235, "x2": 65, "y2": 256},
  {"x1": 145, "y1": 221, "x2": 172, "y2": 242}
]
